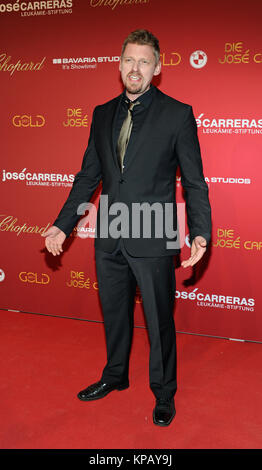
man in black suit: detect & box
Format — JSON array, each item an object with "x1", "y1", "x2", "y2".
[{"x1": 43, "y1": 30, "x2": 211, "y2": 427}]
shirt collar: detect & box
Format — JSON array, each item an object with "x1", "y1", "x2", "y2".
[{"x1": 122, "y1": 84, "x2": 155, "y2": 109}]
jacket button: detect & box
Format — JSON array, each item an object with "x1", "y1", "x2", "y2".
[{"x1": 119, "y1": 178, "x2": 124, "y2": 183}]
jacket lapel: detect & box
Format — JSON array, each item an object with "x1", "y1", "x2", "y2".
[
  {"x1": 97, "y1": 93, "x2": 122, "y2": 173},
  {"x1": 111, "y1": 94, "x2": 123, "y2": 172}
]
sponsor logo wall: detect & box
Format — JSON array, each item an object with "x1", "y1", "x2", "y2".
[{"x1": 1, "y1": 0, "x2": 261, "y2": 341}]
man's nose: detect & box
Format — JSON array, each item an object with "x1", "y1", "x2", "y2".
[{"x1": 132, "y1": 61, "x2": 139, "y2": 72}]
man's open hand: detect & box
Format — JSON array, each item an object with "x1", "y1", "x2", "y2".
[
  {"x1": 181, "y1": 235, "x2": 207, "y2": 268},
  {"x1": 42, "y1": 225, "x2": 66, "y2": 256}
]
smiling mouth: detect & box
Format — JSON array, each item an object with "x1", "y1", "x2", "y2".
[{"x1": 128, "y1": 75, "x2": 142, "y2": 82}]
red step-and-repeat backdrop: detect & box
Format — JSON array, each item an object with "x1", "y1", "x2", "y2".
[{"x1": 1, "y1": 0, "x2": 261, "y2": 342}]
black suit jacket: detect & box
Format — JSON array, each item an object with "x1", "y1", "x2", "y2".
[{"x1": 54, "y1": 87, "x2": 211, "y2": 256}]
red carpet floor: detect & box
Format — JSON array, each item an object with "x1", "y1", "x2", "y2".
[{"x1": 0, "y1": 310, "x2": 262, "y2": 449}]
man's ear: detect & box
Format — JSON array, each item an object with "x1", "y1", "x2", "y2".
[{"x1": 153, "y1": 61, "x2": 161, "y2": 76}]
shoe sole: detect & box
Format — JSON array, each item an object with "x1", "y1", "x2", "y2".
[
  {"x1": 152, "y1": 409, "x2": 176, "y2": 427},
  {"x1": 77, "y1": 383, "x2": 129, "y2": 401}
]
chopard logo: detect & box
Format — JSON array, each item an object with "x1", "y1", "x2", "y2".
[
  {"x1": 0, "y1": 53, "x2": 46, "y2": 76},
  {"x1": 0, "y1": 215, "x2": 50, "y2": 236},
  {"x1": 89, "y1": 0, "x2": 150, "y2": 10}
]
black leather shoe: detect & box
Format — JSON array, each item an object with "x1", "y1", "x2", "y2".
[
  {"x1": 153, "y1": 398, "x2": 176, "y2": 426},
  {"x1": 77, "y1": 380, "x2": 129, "y2": 401}
]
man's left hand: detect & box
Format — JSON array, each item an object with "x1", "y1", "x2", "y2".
[{"x1": 181, "y1": 235, "x2": 207, "y2": 268}]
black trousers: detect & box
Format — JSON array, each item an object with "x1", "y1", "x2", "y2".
[{"x1": 95, "y1": 241, "x2": 177, "y2": 399}]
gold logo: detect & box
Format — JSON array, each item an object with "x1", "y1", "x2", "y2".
[
  {"x1": 12, "y1": 115, "x2": 45, "y2": 127},
  {"x1": 160, "y1": 52, "x2": 182, "y2": 67},
  {"x1": 19, "y1": 272, "x2": 50, "y2": 285},
  {"x1": 0, "y1": 53, "x2": 46, "y2": 76}
]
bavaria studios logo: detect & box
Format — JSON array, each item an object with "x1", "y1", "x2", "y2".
[{"x1": 190, "y1": 50, "x2": 208, "y2": 69}]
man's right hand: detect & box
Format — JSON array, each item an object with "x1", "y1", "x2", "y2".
[{"x1": 42, "y1": 225, "x2": 66, "y2": 256}]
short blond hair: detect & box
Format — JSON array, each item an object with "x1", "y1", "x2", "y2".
[{"x1": 121, "y1": 29, "x2": 160, "y2": 64}]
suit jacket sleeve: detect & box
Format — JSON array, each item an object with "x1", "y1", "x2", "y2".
[
  {"x1": 175, "y1": 105, "x2": 212, "y2": 245},
  {"x1": 53, "y1": 108, "x2": 102, "y2": 237}
]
